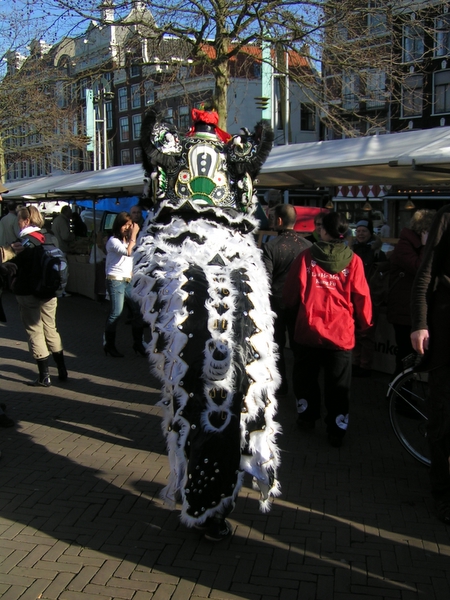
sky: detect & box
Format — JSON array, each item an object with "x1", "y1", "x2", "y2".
[
  {"x1": 0, "y1": 1, "x2": 95, "y2": 62},
  {"x1": 0, "y1": 1, "x2": 324, "y2": 76}
]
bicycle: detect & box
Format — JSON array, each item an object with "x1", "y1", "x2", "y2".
[{"x1": 386, "y1": 354, "x2": 430, "y2": 467}]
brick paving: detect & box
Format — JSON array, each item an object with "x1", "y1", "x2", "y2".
[{"x1": 1, "y1": 289, "x2": 450, "y2": 599}]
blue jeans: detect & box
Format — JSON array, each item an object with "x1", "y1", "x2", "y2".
[{"x1": 105, "y1": 279, "x2": 142, "y2": 332}]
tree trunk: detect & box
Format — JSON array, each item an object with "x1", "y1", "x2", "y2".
[
  {"x1": 213, "y1": 24, "x2": 230, "y2": 131},
  {"x1": 214, "y1": 63, "x2": 229, "y2": 130}
]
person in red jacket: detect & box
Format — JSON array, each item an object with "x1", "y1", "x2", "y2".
[{"x1": 283, "y1": 212, "x2": 372, "y2": 447}]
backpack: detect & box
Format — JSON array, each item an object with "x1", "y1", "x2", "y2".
[{"x1": 32, "y1": 243, "x2": 68, "y2": 299}]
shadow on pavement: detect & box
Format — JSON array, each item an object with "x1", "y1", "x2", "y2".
[{"x1": 1, "y1": 291, "x2": 449, "y2": 598}]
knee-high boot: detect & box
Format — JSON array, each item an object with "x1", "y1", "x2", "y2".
[
  {"x1": 52, "y1": 351, "x2": 68, "y2": 381},
  {"x1": 34, "y1": 357, "x2": 51, "y2": 387},
  {"x1": 103, "y1": 331, "x2": 124, "y2": 358},
  {"x1": 132, "y1": 327, "x2": 147, "y2": 356}
]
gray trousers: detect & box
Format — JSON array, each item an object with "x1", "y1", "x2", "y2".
[{"x1": 16, "y1": 295, "x2": 63, "y2": 360}]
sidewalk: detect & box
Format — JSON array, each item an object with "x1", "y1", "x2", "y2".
[{"x1": 1, "y1": 290, "x2": 449, "y2": 600}]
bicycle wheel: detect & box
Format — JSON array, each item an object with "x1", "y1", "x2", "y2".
[{"x1": 387, "y1": 367, "x2": 430, "y2": 466}]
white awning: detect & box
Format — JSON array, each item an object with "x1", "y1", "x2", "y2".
[
  {"x1": 50, "y1": 164, "x2": 146, "y2": 197},
  {"x1": 6, "y1": 127, "x2": 450, "y2": 200},
  {"x1": 5, "y1": 174, "x2": 78, "y2": 200},
  {"x1": 6, "y1": 164, "x2": 146, "y2": 200},
  {"x1": 258, "y1": 127, "x2": 450, "y2": 187}
]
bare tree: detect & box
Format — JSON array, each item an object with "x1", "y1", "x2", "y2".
[
  {"x1": 1, "y1": 1, "x2": 442, "y2": 140},
  {"x1": 0, "y1": 42, "x2": 89, "y2": 179}
]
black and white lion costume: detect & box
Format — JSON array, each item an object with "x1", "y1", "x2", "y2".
[{"x1": 131, "y1": 107, "x2": 281, "y2": 530}]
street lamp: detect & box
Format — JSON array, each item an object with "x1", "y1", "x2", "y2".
[{"x1": 362, "y1": 198, "x2": 373, "y2": 211}]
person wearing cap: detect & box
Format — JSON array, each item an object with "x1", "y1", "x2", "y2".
[
  {"x1": 0, "y1": 184, "x2": 20, "y2": 246},
  {"x1": 351, "y1": 219, "x2": 386, "y2": 377}
]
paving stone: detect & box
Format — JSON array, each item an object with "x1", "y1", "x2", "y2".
[{"x1": 1, "y1": 292, "x2": 450, "y2": 599}]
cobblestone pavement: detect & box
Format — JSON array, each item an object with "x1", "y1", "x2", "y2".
[{"x1": 1, "y1": 290, "x2": 450, "y2": 600}]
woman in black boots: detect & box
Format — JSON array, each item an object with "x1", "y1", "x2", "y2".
[
  {"x1": 11, "y1": 206, "x2": 68, "y2": 386},
  {"x1": 104, "y1": 212, "x2": 145, "y2": 357}
]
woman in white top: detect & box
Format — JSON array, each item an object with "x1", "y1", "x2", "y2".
[{"x1": 103, "y1": 212, "x2": 145, "y2": 357}]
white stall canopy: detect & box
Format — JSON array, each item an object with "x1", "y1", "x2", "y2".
[
  {"x1": 6, "y1": 164, "x2": 146, "y2": 200},
  {"x1": 5, "y1": 127, "x2": 450, "y2": 200},
  {"x1": 5, "y1": 174, "x2": 77, "y2": 199},
  {"x1": 258, "y1": 126, "x2": 450, "y2": 187},
  {"x1": 50, "y1": 164, "x2": 146, "y2": 197}
]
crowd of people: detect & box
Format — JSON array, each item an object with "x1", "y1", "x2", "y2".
[
  {"x1": 260, "y1": 202, "x2": 450, "y2": 527},
  {"x1": 0, "y1": 193, "x2": 148, "y2": 390},
  {"x1": 1, "y1": 141, "x2": 450, "y2": 530}
]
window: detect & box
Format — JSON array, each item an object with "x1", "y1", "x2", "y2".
[
  {"x1": 300, "y1": 104, "x2": 315, "y2": 131},
  {"x1": 434, "y1": 70, "x2": 450, "y2": 114},
  {"x1": 72, "y1": 116, "x2": 78, "y2": 136},
  {"x1": 80, "y1": 78, "x2": 89, "y2": 100},
  {"x1": 56, "y1": 81, "x2": 65, "y2": 108},
  {"x1": 435, "y1": 14, "x2": 450, "y2": 58},
  {"x1": 105, "y1": 101, "x2": 113, "y2": 130},
  {"x1": 365, "y1": 70, "x2": 386, "y2": 108},
  {"x1": 368, "y1": 1, "x2": 387, "y2": 35},
  {"x1": 121, "y1": 149, "x2": 131, "y2": 165},
  {"x1": 69, "y1": 149, "x2": 79, "y2": 172},
  {"x1": 335, "y1": 21, "x2": 348, "y2": 41},
  {"x1": 119, "y1": 117, "x2": 129, "y2": 142},
  {"x1": 403, "y1": 24, "x2": 424, "y2": 63},
  {"x1": 22, "y1": 161, "x2": 27, "y2": 178},
  {"x1": 118, "y1": 87, "x2": 128, "y2": 112},
  {"x1": 164, "y1": 108, "x2": 174, "y2": 124},
  {"x1": 132, "y1": 114, "x2": 142, "y2": 139},
  {"x1": 133, "y1": 147, "x2": 142, "y2": 163},
  {"x1": 130, "y1": 64, "x2": 140, "y2": 78},
  {"x1": 402, "y1": 74, "x2": 423, "y2": 117},
  {"x1": 179, "y1": 105, "x2": 190, "y2": 130},
  {"x1": 179, "y1": 66, "x2": 190, "y2": 79},
  {"x1": 131, "y1": 83, "x2": 141, "y2": 109},
  {"x1": 345, "y1": 120, "x2": 364, "y2": 137},
  {"x1": 342, "y1": 73, "x2": 359, "y2": 110},
  {"x1": 144, "y1": 81, "x2": 155, "y2": 106}
]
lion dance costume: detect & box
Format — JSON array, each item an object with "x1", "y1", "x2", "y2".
[{"x1": 132, "y1": 108, "x2": 281, "y2": 537}]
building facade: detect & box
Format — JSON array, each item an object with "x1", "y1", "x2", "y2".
[
  {"x1": 1, "y1": 1, "x2": 319, "y2": 187},
  {"x1": 321, "y1": 0, "x2": 450, "y2": 232}
]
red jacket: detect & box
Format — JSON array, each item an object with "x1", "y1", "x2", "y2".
[{"x1": 283, "y1": 247, "x2": 372, "y2": 351}]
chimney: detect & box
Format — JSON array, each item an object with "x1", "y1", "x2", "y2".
[{"x1": 99, "y1": 0, "x2": 115, "y2": 23}]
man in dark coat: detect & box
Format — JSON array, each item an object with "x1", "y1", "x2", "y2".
[
  {"x1": 262, "y1": 203, "x2": 311, "y2": 396},
  {"x1": 352, "y1": 219, "x2": 386, "y2": 377},
  {"x1": 387, "y1": 209, "x2": 435, "y2": 374},
  {"x1": 411, "y1": 204, "x2": 450, "y2": 524}
]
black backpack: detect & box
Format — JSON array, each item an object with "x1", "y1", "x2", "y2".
[{"x1": 31, "y1": 243, "x2": 68, "y2": 299}]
